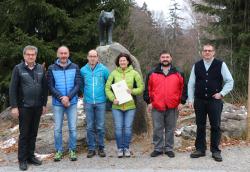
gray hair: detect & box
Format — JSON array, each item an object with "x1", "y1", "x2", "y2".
[
  {"x1": 23, "y1": 45, "x2": 38, "y2": 55},
  {"x1": 57, "y1": 45, "x2": 69, "y2": 52}
]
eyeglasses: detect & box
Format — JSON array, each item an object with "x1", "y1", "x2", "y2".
[
  {"x1": 25, "y1": 53, "x2": 36, "y2": 56},
  {"x1": 203, "y1": 50, "x2": 214, "y2": 52}
]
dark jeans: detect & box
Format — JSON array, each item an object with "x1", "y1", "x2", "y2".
[
  {"x1": 18, "y1": 107, "x2": 42, "y2": 162},
  {"x1": 194, "y1": 98, "x2": 223, "y2": 153}
]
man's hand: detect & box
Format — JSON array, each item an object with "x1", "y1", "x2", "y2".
[
  {"x1": 10, "y1": 108, "x2": 19, "y2": 118},
  {"x1": 61, "y1": 96, "x2": 70, "y2": 107},
  {"x1": 212, "y1": 93, "x2": 223, "y2": 99},
  {"x1": 188, "y1": 102, "x2": 193, "y2": 109},
  {"x1": 177, "y1": 104, "x2": 183, "y2": 111},
  {"x1": 147, "y1": 103, "x2": 152, "y2": 113},
  {"x1": 42, "y1": 106, "x2": 47, "y2": 115},
  {"x1": 113, "y1": 99, "x2": 119, "y2": 105}
]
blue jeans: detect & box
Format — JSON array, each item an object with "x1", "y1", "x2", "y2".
[
  {"x1": 112, "y1": 109, "x2": 136, "y2": 149},
  {"x1": 53, "y1": 104, "x2": 77, "y2": 152},
  {"x1": 85, "y1": 102, "x2": 106, "y2": 150}
]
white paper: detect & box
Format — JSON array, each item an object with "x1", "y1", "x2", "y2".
[{"x1": 111, "y1": 80, "x2": 133, "y2": 105}]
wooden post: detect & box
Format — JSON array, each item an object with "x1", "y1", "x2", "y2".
[{"x1": 247, "y1": 56, "x2": 250, "y2": 140}]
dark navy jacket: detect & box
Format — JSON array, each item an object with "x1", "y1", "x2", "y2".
[{"x1": 47, "y1": 59, "x2": 81, "y2": 106}]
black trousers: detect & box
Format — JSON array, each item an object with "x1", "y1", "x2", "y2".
[
  {"x1": 18, "y1": 107, "x2": 42, "y2": 162},
  {"x1": 194, "y1": 98, "x2": 223, "y2": 153}
]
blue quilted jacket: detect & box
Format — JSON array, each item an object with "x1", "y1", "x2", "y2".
[{"x1": 48, "y1": 59, "x2": 81, "y2": 106}]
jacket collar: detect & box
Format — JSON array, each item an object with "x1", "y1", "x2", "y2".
[
  {"x1": 116, "y1": 65, "x2": 133, "y2": 73},
  {"x1": 154, "y1": 63, "x2": 177, "y2": 75}
]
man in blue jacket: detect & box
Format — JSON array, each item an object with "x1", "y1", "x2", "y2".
[
  {"x1": 80, "y1": 49, "x2": 109, "y2": 158},
  {"x1": 48, "y1": 46, "x2": 81, "y2": 162}
]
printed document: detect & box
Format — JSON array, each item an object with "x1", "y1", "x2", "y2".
[{"x1": 111, "y1": 80, "x2": 133, "y2": 105}]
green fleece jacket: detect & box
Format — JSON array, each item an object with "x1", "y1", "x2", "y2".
[{"x1": 105, "y1": 65, "x2": 144, "y2": 110}]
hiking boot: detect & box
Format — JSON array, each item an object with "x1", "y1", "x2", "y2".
[
  {"x1": 117, "y1": 149, "x2": 124, "y2": 158},
  {"x1": 54, "y1": 151, "x2": 63, "y2": 162},
  {"x1": 69, "y1": 150, "x2": 77, "y2": 161},
  {"x1": 150, "y1": 150, "x2": 163, "y2": 157},
  {"x1": 165, "y1": 151, "x2": 175, "y2": 158},
  {"x1": 124, "y1": 148, "x2": 131, "y2": 157},
  {"x1": 190, "y1": 150, "x2": 206, "y2": 158},
  {"x1": 98, "y1": 149, "x2": 106, "y2": 157},
  {"x1": 87, "y1": 150, "x2": 96, "y2": 158},
  {"x1": 212, "y1": 152, "x2": 223, "y2": 162}
]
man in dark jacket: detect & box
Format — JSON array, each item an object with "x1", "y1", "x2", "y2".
[
  {"x1": 47, "y1": 46, "x2": 81, "y2": 162},
  {"x1": 143, "y1": 51, "x2": 186, "y2": 158},
  {"x1": 9, "y1": 45, "x2": 48, "y2": 171}
]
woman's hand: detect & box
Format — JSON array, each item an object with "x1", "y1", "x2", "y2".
[{"x1": 113, "y1": 99, "x2": 119, "y2": 105}]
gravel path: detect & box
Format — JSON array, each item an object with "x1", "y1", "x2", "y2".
[{"x1": 1, "y1": 140, "x2": 250, "y2": 172}]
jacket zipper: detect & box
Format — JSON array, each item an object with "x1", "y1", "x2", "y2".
[
  {"x1": 122, "y1": 71, "x2": 125, "y2": 110},
  {"x1": 64, "y1": 69, "x2": 68, "y2": 98},
  {"x1": 92, "y1": 71, "x2": 95, "y2": 104}
]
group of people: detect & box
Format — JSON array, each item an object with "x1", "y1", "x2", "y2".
[{"x1": 9, "y1": 43, "x2": 234, "y2": 171}]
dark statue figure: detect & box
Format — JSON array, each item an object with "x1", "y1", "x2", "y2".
[{"x1": 98, "y1": 9, "x2": 115, "y2": 46}]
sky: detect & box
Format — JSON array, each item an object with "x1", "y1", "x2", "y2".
[
  {"x1": 135, "y1": 0, "x2": 171, "y2": 15},
  {"x1": 134, "y1": 0, "x2": 195, "y2": 28}
]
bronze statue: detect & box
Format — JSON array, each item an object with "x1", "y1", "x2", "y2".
[{"x1": 98, "y1": 9, "x2": 115, "y2": 46}]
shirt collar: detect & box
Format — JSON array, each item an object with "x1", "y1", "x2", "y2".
[
  {"x1": 25, "y1": 61, "x2": 36, "y2": 69},
  {"x1": 203, "y1": 57, "x2": 214, "y2": 65}
]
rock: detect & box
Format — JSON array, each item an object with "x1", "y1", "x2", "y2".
[
  {"x1": 180, "y1": 125, "x2": 197, "y2": 140},
  {"x1": 177, "y1": 102, "x2": 248, "y2": 140},
  {"x1": 96, "y1": 43, "x2": 148, "y2": 139}
]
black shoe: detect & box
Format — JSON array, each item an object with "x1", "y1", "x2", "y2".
[
  {"x1": 150, "y1": 150, "x2": 163, "y2": 157},
  {"x1": 190, "y1": 150, "x2": 206, "y2": 158},
  {"x1": 212, "y1": 152, "x2": 223, "y2": 162},
  {"x1": 28, "y1": 156, "x2": 42, "y2": 166},
  {"x1": 98, "y1": 149, "x2": 106, "y2": 157},
  {"x1": 165, "y1": 151, "x2": 175, "y2": 158},
  {"x1": 19, "y1": 161, "x2": 28, "y2": 171},
  {"x1": 87, "y1": 150, "x2": 96, "y2": 158}
]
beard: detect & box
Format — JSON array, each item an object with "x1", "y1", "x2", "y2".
[{"x1": 161, "y1": 61, "x2": 171, "y2": 67}]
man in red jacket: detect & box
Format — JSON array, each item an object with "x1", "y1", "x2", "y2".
[{"x1": 143, "y1": 50, "x2": 186, "y2": 158}]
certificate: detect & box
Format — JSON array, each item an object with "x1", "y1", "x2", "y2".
[{"x1": 111, "y1": 80, "x2": 133, "y2": 105}]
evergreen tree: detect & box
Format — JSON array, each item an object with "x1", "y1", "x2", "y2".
[
  {"x1": 0, "y1": 0, "x2": 131, "y2": 110},
  {"x1": 192, "y1": 0, "x2": 250, "y2": 102}
]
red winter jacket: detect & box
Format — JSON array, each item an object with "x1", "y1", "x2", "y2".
[{"x1": 143, "y1": 64, "x2": 186, "y2": 111}]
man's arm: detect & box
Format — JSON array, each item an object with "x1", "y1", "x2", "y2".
[
  {"x1": 42, "y1": 69, "x2": 48, "y2": 106},
  {"x1": 187, "y1": 65, "x2": 196, "y2": 103},
  {"x1": 143, "y1": 71, "x2": 151, "y2": 104},
  {"x1": 220, "y1": 62, "x2": 234, "y2": 96},
  {"x1": 67, "y1": 65, "x2": 81, "y2": 99},
  {"x1": 9, "y1": 66, "x2": 20, "y2": 108},
  {"x1": 47, "y1": 66, "x2": 63, "y2": 100}
]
